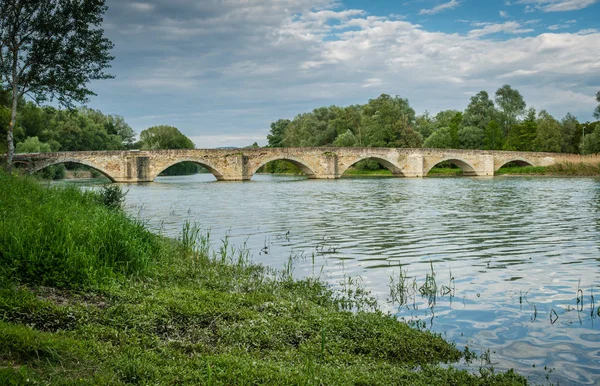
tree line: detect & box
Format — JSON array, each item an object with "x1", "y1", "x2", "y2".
[{"x1": 266, "y1": 86, "x2": 600, "y2": 156}]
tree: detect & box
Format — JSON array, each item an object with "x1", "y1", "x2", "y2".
[
  {"x1": 459, "y1": 126, "x2": 484, "y2": 149},
  {"x1": 534, "y1": 110, "x2": 562, "y2": 153},
  {"x1": 15, "y1": 136, "x2": 51, "y2": 153},
  {"x1": 423, "y1": 127, "x2": 452, "y2": 148},
  {"x1": 333, "y1": 130, "x2": 358, "y2": 147},
  {"x1": 0, "y1": 0, "x2": 114, "y2": 168},
  {"x1": 581, "y1": 124, "x2": 600, "y2": 154},
  {"x1": 448, "y1": 112, "x2": 462, "y2": 149},
  {"x1": 415, "y1": 111, "x2": 436, "y2": 140},
  {"x1": 139, "y1": 125, "x2": 195, "y2": 150},
  {"x1": 361, "y1": 94, "x2": 416, "y2": 147},
  {"x1": 560, "y1": 113, "x2": 580, "y2": 153},
  {"x1": 595, "y1": 90, "x2": 600, "y2": 120},
  {"x1": 495, "y1": 85, "x2": 526, "y2": 135},
  {"x1": 483, "y1": 120, "x2": 503, "y2": 150},
  {"x1": 504, "y1": 107, "x2": 537, "y2": 151},
  {"x1": 463, "y1": 91, "x2": 497, "y2": 130},
  {"x1": 267, "y1": 119, "x2": 290, "y2": 147}
]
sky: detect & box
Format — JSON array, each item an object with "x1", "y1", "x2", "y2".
[{"x1": 88, "y1": 0, "x2": 600, "y2": 148}]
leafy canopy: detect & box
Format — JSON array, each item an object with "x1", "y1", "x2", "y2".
[{"x1": 139, "y1": 125, "x2": 195, "y2": 150}]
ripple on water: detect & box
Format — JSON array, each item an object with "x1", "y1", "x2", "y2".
[{"x1": 109, "y1": 175, "x2": 600, "y2": 384}]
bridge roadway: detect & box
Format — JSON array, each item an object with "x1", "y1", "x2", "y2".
[{"x1": 12, "y1": 147, "x2": 600, "y2": 183}]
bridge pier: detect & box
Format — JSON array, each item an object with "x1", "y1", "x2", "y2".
[
  {"x1": 403, "y1": 154, "x2": 424, "y2": 177},
  {"x1": 473, "y1": 155, "x2": 494, "y2": 177}
]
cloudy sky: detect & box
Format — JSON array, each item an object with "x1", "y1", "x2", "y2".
[{"x1": 88, "y1": 0, "x2": 600, "y2": 148}]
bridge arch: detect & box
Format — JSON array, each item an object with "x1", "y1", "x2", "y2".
[
  {"x1": 424, "y1": 157, "x2": 477, "y2": 176},
  {"x1": 338, "y1": 156, "x2": 404, "y2": 177},
  {"x1": 248, "y1": 156, "x2": 317, "y2": 179},
  {"x1": 151, "y1": 159, "x2": 224, "y2": 181},
  {"x1": 30, "y1": 158, "x2": 117, "y2": 182},
  {"x1": 495, "y1": 158, "x2": 535, "y2": 172}
]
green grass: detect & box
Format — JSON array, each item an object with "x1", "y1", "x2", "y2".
[
  {"x1": 342, "y1": 168, "x2": 394, "y2": 177},
  {"x1": 0, "y1": 172, "x2": 527, "y2": 385},
  {"x1": 497, "y1": 162, "x2": 600, "y2": 176},
  {"x1": 495, "y1": 166, "x2": 548, "y2": 175},
  {"x1": 427, "y1": 167, "x2": 463, "y2": 176}
]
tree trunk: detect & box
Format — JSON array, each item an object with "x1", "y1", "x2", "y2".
[
  {"x1": 6, "y1": 44, "x2": 19, "y2": 171},
  {"x1": 6, "y1": 84, "x2": 18, "y2": 171}
]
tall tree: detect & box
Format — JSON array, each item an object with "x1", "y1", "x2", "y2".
[
  {"x1": 0, "y1": 0, "x2": 114, "y2": 168},
  {"x1": 483, "y1": 120, "x2": 504, "y2": 150},
  {"x1": 139, "y1": 125, "x2": 195, "y2": 150},
  {"x1": 463, "y1": 91, "x2": 497, "y2": 130},
  {"x1": 504, "y1": 107, "x2": 537, "y2": 151},
  {"x1": 595, "y1": 90, "x2": 600, "y2": 120},
  {"x1": 495, "y1": 85, "x2": 526, "y2": 135},
  {"x1": 534, "y1": 110, "x2": 562, "y2": 153},
  {"x1": 560, "y1": 113, "x2": 580, "y2": 153},
  {"x1": 448, "y1": 112, "x2": 462, "y2": 149}
]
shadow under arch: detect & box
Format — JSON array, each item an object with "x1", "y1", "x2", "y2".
[
  {"x1": 249, "y1": 157, "x2": 316, "y2": 179},
  {"x1": 425, "y1": 158, "x2": 477, "y2": 176},
  {"x1": 30, "y1": 159, "x2": 117, "y2": 182},
  {"x1": 495, "y1": 158, "x2": 534, "y2": 172},
  {"x1": 153, "y1": 159, "x2": 222, "y2": 181},
  {"x1": 339, "y1": 156, "x2": 404, "y2": 177}
]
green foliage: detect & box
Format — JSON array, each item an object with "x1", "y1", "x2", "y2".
[
  {"x1": 1, "y1": 0, "x2": 114, "y2": 164},
  {"x1": 448, "y1": 112, "x2": 462, "y2": 148},
  {"x1": 561, "y1": 113, "x2": 581, "y2": 153},
  {"x1": 0, "y1": 172, "x2": 161, "y2": 288},
  {"x1": 495, "y1": 85, "x2": 526, "y2": 134},
  {"x1": 463, "y1": 91, "x2": 497, "y2": 130},
  {"x1": 15, "y1": 136, "x2": 52, "y2": 153},
  {"x1": 581, "y1": 123, "x2": 600, "y2": 154},
  {"x1": 139, "y1": 125, "x2": 195, "y2": 150},
  {"x1": 484, "y1": 120, "x2": 504, "y2": 150},
  {"x1": 503, "y1": 108, "x2": 537, "y2": 151},
  {"x1": 13, "y1": 104, "x2": 134, "y2": 152},
  {"x1": 594, "y1": 90, "x2": 600, "y2": 120},
  {"x1": 0, "y1": 174, "x2": 528, "y2": 385},
  {"x1": 159, "y1": 161, "x2": 207, "y2": 176},
  {"x1": 333, "y1": 130, "x2": 358, "y2": 147},
  {"x1": 459, "y1": 126, "x2": 484, "y2": 149},
  {"x1": 415, "y1": 111, "x2": 436, "y2": 139},
  {"x1": 267, "y1": 119, "x2": 290, "y2": 147},
  {"x1": 424, "y1": 127, "x2": 452, "y2": 148},
  {"x1": 534, "y1": 110, "x2": 562, "y2": 152},
  {"x1": 266, "y1": 86, "x2": 586, "y2": 155},
  {"x1": 99, "y1": 185, "x2": 127, "y2": 210}
]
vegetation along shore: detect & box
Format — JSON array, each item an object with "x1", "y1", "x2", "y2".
[{"x1": 0, "y1": 171, "x2": 527, "y2": 385}]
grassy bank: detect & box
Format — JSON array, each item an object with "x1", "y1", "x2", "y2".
[
  {"x1": 0, "y1": 172, "x2": 526, "y2": 385},
  {"x1": 497, "y1": 162, "x2": 600, "y2": 176}
]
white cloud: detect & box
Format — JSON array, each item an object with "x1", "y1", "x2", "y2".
[
  {"x1": 499, "y1": 10, "x2": 510, "y2": 18},
  {"x1": 516, "y1": 0, "x2": 598, "y2": 12},
  {"x1": 94, "y1": 0, "x2": 600, "y2": 145},
  {"x1": 468, "y1": 21, "x2": 535, "y2": 38},
  {"x1": 129, "y1": 2, "x2": 154, "y2": 12},
  {"x1": 419, "y1": 0, "x2": 461, "y2": 15}
]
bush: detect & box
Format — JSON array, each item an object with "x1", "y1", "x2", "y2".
[{"x1": 99, "y1": 184, "x2": 127, "y2": 210}]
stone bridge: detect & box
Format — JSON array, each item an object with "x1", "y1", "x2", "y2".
[{"x1": 12, "y1": 148, "x2": 600, "y2": 183}]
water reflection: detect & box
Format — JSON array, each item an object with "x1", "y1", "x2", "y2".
[{"x1": 83, "y1": 174, "x2": 600, "y2": 384}]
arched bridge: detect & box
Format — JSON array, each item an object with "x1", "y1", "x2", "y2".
[{"x1": 13, "y1": 148, "x2": 599, "y2": 183}]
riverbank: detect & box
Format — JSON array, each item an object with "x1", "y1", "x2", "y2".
[
  {"x1": 342, "y1": 162, "x2": 600, "y2": 177},
  {"x1": 0, "y1": 172, "x2": 526, "y2": 385}
]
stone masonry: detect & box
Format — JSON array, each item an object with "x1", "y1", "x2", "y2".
[{"x1": 13, "y1": 148, "x2": 600, "y2": 183}]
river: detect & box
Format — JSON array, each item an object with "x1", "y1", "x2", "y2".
[{"x1": 83, "y1": 173, "x2": 600, "y2": 384}]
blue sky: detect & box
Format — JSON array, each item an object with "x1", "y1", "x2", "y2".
[{"x1": 88, "y1": 0, "x2": 600, "y2": 147}]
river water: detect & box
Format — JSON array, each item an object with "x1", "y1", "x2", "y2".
[{"x1": 87, "y1": 174, "x2": 599, "y2": 384}]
